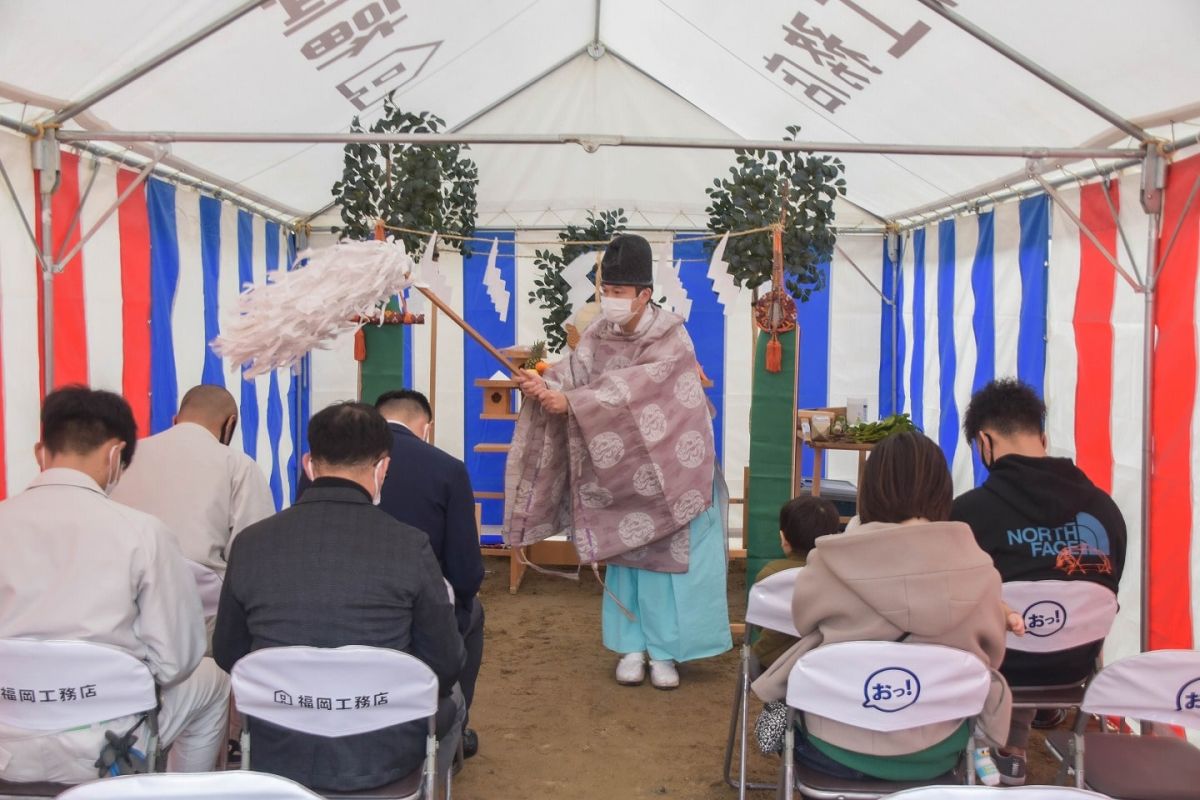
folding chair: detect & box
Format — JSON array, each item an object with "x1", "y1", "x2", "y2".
[
  {"x1": 0, "y1": 638, "x2": 162, "y2": 797},
  {"x1": 782, "y1": 641, "x2": 994, "y2": 800},
  {"x1": 1000, "y1": 581, "x2": 1117, "y2": 714},
  {"x1": 55, "y1": 770, "x2": 323, "y2": 798},
  {"x1": 882, "y1": 787, "x2": 1111, "y2": 799},
  {"x1": 230, "y1": 646, "x2": 449, "y2": 800},
  {"x1": 1042, "y1": 649, "x2": 1200, "y2": 799},
  {"x1": 185, "y1": 561, "x2": 223, "y2": 620},
  {"x1": 722, "y1": 566, "x2": 803, "y2": 798}
]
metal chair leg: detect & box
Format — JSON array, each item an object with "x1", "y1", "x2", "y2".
[
  {"x1": 781, "y1": 712, "x2": 796, "y2": 800},
  {"x1": 723, "y1": 646, "x2": 747, "y2": 789}
]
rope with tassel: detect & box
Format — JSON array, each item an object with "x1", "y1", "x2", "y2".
[{"x1": 754, "y1": 185, "x2": 797, "y2": 373}]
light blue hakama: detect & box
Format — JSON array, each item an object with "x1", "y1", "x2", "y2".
[{"x1": 601, "y1": 498, "x2": 732, "y2": 663}]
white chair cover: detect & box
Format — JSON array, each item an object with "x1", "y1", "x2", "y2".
[
  {"x1": 186, "y1": 560, "x2": 223, "y2": 619},
  {"x1": 746, "y1": 567, "x2": 802, "y2": 637},
  {"x1": 1080, "y1": 648, "x2": 1200, "y2": 729},
  {"x1": 786, "y1": 641, "x2": 991, "y2": 734},
  {"x1": 55, "y1": 770, "x2": 323, "y2": 798},
  {"x1": 883, "y1": 786, "x2": 1112, "y2": 799},
  {"x1": 1001, "y1": 580, "x2": 1117, "y2": 653},
  {"x1": 231, "y1": 646, "x2": 437, "y2": 738},
  {"x1": 0, "y1": 638, "x2": 156, "y2": 731}
]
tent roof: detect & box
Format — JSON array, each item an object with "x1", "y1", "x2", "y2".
[{"x1": 2, "y1": 0, "x2": 1197, "y2": 226}]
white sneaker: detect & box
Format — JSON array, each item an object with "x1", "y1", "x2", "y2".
[
  {"x1": 615, "y1": 652, "x2": 646, "y2": 685},
  {"x1": 649, "y1": 659, "x2": 679, "y2": 690}
]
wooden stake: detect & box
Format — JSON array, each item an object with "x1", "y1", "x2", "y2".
[{"x1": 428, "y1": 304, "x2": 439, "y2": 441}]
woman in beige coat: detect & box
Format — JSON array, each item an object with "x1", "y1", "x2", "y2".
[{"x1": 752, "y1": 431, "x2": 1010, "y2": 781}]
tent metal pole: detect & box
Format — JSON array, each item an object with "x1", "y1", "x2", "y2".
[
  {"x1": 47, "y1": 0, "x2": 261, "y2": 125},
  {"x1": 1140, "y1": 209, "x2": 1159, "y2": 654},
  {"x1": 34, "y1": 130, "x2": 60, "y2": 394},
  {"x1": 0, "y1": 116, "x2": 299, "y2": 226},
  {"x1": 915, "y1": 0, "x2": 1149, "y2": 143},
  {"x1": 895, "y1": 156, "x2": 1144, "y2": 231},
  {"x1": 51, "y1": 130, "x2": 1142, "y2": 161}
]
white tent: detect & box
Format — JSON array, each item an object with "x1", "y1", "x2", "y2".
[{"x1": 2, "y1": 0, "x2": 1200, "y2": 659}]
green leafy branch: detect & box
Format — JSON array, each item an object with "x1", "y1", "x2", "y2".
[{"x1": 705, "y1": 125, "x2": 847, "y2": 301}]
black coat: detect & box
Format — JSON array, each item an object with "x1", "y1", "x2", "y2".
[
  {"x1": 300, "y1": 423, "x2": 485, "y2": 631},
  {"x1": 213, "y1": 478, "x2": 465, "y2": 792},
  {"x1": 951, "y1": 454, "x2": 1127, "y2": 686},
  {"x1": 377, "y1": 423, "x2": 484, "y2": 631}
]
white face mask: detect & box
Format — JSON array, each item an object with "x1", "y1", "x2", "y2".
[
  {"x1": 104, "y1": 444, "x2": 123, "y2": 496},
  {"x1": 600, "y1": 296, "x2": 637, "y2": 325},
  {"x1": 304, "y1": 458, "x2": 387, "y2": 505},
  {"x1": 371, "y1": 459, "x2": 386, "y2": 505}
]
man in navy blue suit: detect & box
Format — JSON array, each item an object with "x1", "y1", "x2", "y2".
[{"x1": 373, "y1": 389, "x2": 485, "y2": 759}]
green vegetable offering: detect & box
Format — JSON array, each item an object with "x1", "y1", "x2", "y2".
[{"x1": 846, "y1": 413, "x2": 918, "y2": 443}]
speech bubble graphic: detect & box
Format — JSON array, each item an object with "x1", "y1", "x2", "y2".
[
  {"x1": 1022, "y1": 600, "x2": 1068, "y2": 638},
  {"x1": 1175, "y1": 677, "x2": 1200, "y2": 712},
  {"x1": 862, "y1": 667, "x2": 921, "y2": 712}
]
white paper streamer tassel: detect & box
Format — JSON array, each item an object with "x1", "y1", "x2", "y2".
[
  {"x1": 707, "y1": 232, "x2": 741, "y2": 315},
  {"x1": 212, "y1": 239, "x2": 416, "y2": 379},
  {"x1": 482, "y1": 237, "x2": 511, "y2": 322},
  {"x1": 563, "y1": 249, "x2": 601, "y2": 311}
]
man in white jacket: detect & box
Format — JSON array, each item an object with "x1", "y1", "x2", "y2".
[
  {"x1": 112, "y1": 384, "x2": 275, "y2": 577},
  {"x1": 0, "y1": 387, "x2": 229, "y2": 783}
]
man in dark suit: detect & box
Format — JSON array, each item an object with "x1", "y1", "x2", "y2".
[
  {"x1": 213, "y1": 402, "x2": 464, "y2": 792},
  {"x1": 374, "y1": 389, "x2": 485, "y2": 758}
]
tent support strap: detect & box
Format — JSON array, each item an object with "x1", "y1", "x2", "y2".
[
  {"x1": 54, "y1": 149, "x2": 166, "y2": 270},
  {"x1": 915, "y1": 0, "x2": 1149, "y2": 143},
  {"x1": 1032, "y1": 173, "x2": 1143, "y2": 293},
  {"x1": 47, "y1": 0, "x2": 261, "y2": 125},
  {"x1": 835, "y1": 242, "x2": 893, "y2": 305}
]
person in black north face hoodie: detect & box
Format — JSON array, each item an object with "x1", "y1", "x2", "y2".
[{"x1": 951, "y1": 379, "x2": 1126, "y2": 786}]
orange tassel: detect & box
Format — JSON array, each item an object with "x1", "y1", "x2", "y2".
[
  {"x1": 766, "y1": 335, "x2": 782, "y2": 373},
  {"x1": 353, "y1": 328, "x2": 367, "y2": 362}
]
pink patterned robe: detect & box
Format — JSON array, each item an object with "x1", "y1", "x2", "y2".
[{"x1": 503, "y1": 307, "x2": 717, "y2": 573}]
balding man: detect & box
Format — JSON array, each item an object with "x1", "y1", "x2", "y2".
[{"x1": 113, "y1": 385, "x2": 275, "y2": 576}]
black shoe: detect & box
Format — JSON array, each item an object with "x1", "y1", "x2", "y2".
[
  {"x1": 1031, "y1": 709, "x2": 1067, "y2": 729},
  {"x1": 462, "y1": 728, "x2": 479, "y2": 759}
]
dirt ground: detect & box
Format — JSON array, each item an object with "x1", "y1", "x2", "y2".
[{"x1": 455, "y1": 557, "x2": 1063, "y2": 799}]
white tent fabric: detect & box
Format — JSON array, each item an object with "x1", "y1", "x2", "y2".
[{"x1": 1, "y1": 1, "x2": 1197, "y2": 223}]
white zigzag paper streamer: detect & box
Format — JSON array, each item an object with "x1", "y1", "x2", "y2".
[
  {"x1": 212, "y1": 239, "x2": 416, "y2": 379},
  {"x1": 707, "y1": 231, "x2": 741, "y2": 315},
  {"x1": 482, "y1": 237, "x2": 511, "y2": 322},
  {"x1": 563, "y1": 249, "x2": 601, "y2": 311},
  {"x1": 415, "y1": 232, "x2": 453, "y2": 303},
  {"x1": 657, "y1": 258, "x2": 692, "y2": 321}
]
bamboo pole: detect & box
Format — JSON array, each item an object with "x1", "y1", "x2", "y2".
[
  {"x1": 428, "y1": 305, "x2": 439, "y2": 441},
  {"x1": 415, "y1": 285, "x2": 515, "y2": 376}
]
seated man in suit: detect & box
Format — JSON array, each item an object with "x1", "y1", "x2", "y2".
[
  {"x1": 214, "y1": 402, "x2": 465, "y2": 793},
  {"x1": 374, "y1": 389, "x2": 485, "y2": 757},
  {"x1": 0, "y1": 386, "x2": 228, "y2": 782}
]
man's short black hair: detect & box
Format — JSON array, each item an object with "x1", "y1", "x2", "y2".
[
  {"x1": 962, "y1": 378, "x2": 1046, "y2": 442},
  {"x1": 375, "y1": 389, "x2": 432, "y2": 419},
  {"x1": 41, "y1": 386, "x2": 138, "y2": 467},
  {"x1": 779, "y1": 496, "x2": 841, "y2": 556},
  {"x1": 308, "y1": 402, "x2": 392, "y2": 466}
]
